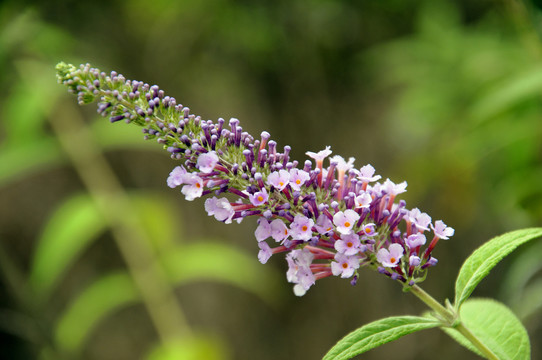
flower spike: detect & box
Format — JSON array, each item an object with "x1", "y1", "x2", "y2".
[{"x1": 57, "y1": 62, "x2": 454, "y2": 295}]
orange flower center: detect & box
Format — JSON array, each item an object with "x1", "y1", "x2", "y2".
[
  {"x1": 344, "y1": 222, "x2": 351, "y2": 228},
  {"x1": 342, "y1": 263, "x2": 348, "y2": 269},
  {"x1": 390, "y1": 257, "x2": 396, "y2": 263},
  {"x1": 302, "y1": 225, "x2": 308, "y2": 232}
]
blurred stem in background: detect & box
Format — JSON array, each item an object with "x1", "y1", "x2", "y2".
[
  {"x1": 46, "y1": 99, "x2": 192, "y2": 343},
  {"x1": 506, "y1": 0, "x2": 542, "y2": 59}
]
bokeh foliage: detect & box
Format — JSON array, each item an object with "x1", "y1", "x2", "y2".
[{"x1": 1, "y1": 0, "x2": 541, "y2": 359}]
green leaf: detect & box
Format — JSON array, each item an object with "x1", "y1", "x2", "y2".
[
  {"x1": 322, "y1": 316, "x2": 440, "y2": 360},
  {"x1": 54, "y1": 271, "x2": 138, "y2": 352},
  {"x1": 0, "y1": 137, "x2": 64, "y2": 187},
  {"x1": 145, "y1": 335, "x2": 229, "y2": 360},
  {"x1": 470, "y1": 66, "x2": 542, "y2": 124},
  {"x1": 454, "y1": 228, "x2": 542, "y2": 309},
  {"x1": 161, "y1": 242, "x2": 283, "y2": 307},
  {"x1": 29, "y1": 193, "x2": 107, "y2": 300},
  {"x1": 3, "y1": 59, "x2": 64, "y2": 145},
  {"x1": 443, "y1": 298, "x2": 530, "y2": 360},
  {"x1": 127, "y1": 192, "x2": 181, "y2": 253},
  {"x1": 511, "y1": 277, "x2": 542, "y2": 321},
  {"x1": 499, "y1": 240, "x2": 542, "y2": 305}
]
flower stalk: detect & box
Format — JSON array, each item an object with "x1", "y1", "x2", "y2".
[{"x1": 409, "y1": 285, "x2": 500, "y2": 360}]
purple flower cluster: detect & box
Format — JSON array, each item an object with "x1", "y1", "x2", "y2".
[{"x1": 57, "y1": 62, "x2": 454, "y2": 296}]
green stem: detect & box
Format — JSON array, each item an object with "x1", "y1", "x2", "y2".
[
  {"x1": 49, "y1": 99, "x2": 191, "y2": 342},
  {"x1": 409, "y1": 285, "x2": 499, "y2": 360},
  {"x1": 454, "y1": 322, "x2": 500, "y2": 360},
  {"x1": 409, "y1": 285, "x2": 455, "y2": 325}
]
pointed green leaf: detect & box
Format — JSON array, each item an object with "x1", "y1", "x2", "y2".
[
  {"x1": 29, "y1": 193, "x2": 107, "y2": 299},
  {"x1": 161, "y1": 242, "x2": 283, "y2": 306},
  {"x1": 443, "y1": 299, "x2": 530, "y2": 360},
  {"x1": 454, "y1": 228, "x2": 542, "y2": 309},
  {"x1": 323, "y1": 316, "x2": 440, "y2": 360},
  {"x1": 55, "y1": 272, "x2": 138, "y2": 352}
]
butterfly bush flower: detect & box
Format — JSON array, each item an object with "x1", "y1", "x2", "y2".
[
  {"x1": 289, "y1": 169, "x2": 310, "y2": 191},
  {"x1": 406, "y1": 233, "x2": 426, "y2": 249},
  {"x1": 249, "y1": 188, "x2": 268, "y2": 206},
  {"x1": 289, "y1": 214, "x2": 315, "y2": 241},
  {"x1": 267, "y1": 170, "x2": 290, "y2": 191},
  {"x1": 204, "y1": 196, "x2": 235, "y2": 224},
  {"x1": 357, "y1": 164, "x2": 381, "y2": 184},
  {"x1": 354, "y1": 192, "x2": 372, "y2": 209},
  {"x1": 335, "y1": 233, "x2": 362, "y2": 256},
  {"x1": 315, "y1": 214, "x2": 334, "y2": 235},
  {"x1": 377, "y1": 243, "x2": 404, "y2": 268},
  {"x1": 57, "y1": 62, "x2": 455, "y2": 296},
  {"x1": 258, "y1": 241, "x2": 272, "y2": 264},
  {"x1": 287, "y1": 248, "x2": 315, "y2": 295},
  {"x1": 405, "y1": 208, "x2": 432, "y2": 232},
  {"x1": 331, "y1": 253, "x2": 360, "y2": 278},
  {"x1": 333, "y1": 210, "x2": 360, "y2": 235},
  {"x1": 180, "y1": 174, "x2": 204, "y2": 201},
  {"x1": 255, "y1": 218, "x2": 272, "y2": 241},
  {"x1": 431, "y1": 220, "x2": 455, "y2": 240},
  {"x1": 409, "y1": 255, "x2": 421, "y2": 267},
  {"x1": 167, "y1": 166, "x2": 187, "y2": 188},
  {"x1": 197, "y1": 151, "x2": 219, "y2": 173},
  {"x1": 270, "y1": 219, "x2": 290, "y2": 243}
]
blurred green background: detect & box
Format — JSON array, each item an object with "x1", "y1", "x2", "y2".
[{"x1": 1, "y1": 0, "x2": 542, "y2": 359}]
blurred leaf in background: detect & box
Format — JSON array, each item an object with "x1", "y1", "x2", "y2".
[
  {"x1": 364, "y1": 0, "x2": 542, "y2": 230},
  {"x1": 0, "y1": 3, "x2": 284, "y2": 360}
]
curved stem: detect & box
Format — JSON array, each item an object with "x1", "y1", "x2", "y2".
[
  {"x1": 409, "y1": 285, "x2": 499, "y2": 360},
  {"x1": 454, "y1": 322, "x2": 500, "y2": 360}
]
